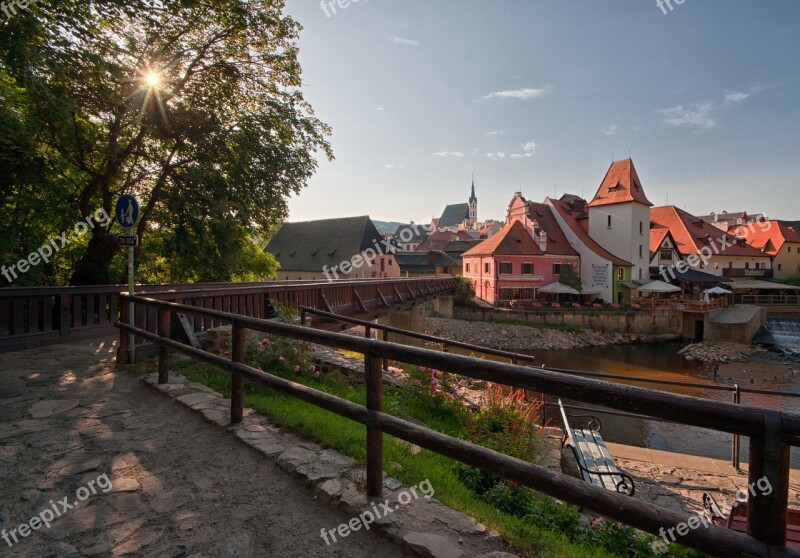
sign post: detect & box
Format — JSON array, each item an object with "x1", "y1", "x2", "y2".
[{"x1": 115, "y1": 195, "x2": 141, "y2": 363}]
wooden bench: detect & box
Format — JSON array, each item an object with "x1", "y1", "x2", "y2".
[{"x1": 558, "y1": 399, "x2": 635, "y2": 495}]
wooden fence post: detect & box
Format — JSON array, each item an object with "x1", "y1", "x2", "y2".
[
  {"x1": 382, "y1": 328, "x2": 389, "y2": 371},
  {"x1": 365, "y1": 342, "x2": 383, "y2": 498},
  {"x1": 158, "y1": 308, "x2": 171, "y2": 384},
  {"x1": 231, "y1": 322, "x2": 246, "y2": 425},
  {"x1": 747, "y1": 410, "x2": 789, "y2": 545}
]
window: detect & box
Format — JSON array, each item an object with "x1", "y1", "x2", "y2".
[
  {"x1": 499, "y1": 262, "x2": 513, "y2": 275},
  {"x1": 638, "y1": 268, "x2": 643, "y2": 279},
  {"x1": 465, "y1": 263, "x2": 470, "y2": 272},
  {"x1": 617, "y1": 268, "x2": 625, "y2": 280},
  {"x1": 522, "y1": 262, "x2": 534, "y2": 275},
  {"x1": 553, "y1": 263, "x2": 571, "y2": 275},
  {"x1": 639, "y1": 245, "x2": 643, "y2": 258},
  {"x1": 640, "y1": 221, "x2": 644, "y2": 235},
  {"x1": 729, "y1": 262, "x2": 733, "y2": 269},
  {"x1": 484, "y1": 262, "x2": 490, "y2": 274},
  {"x1": 660, "y1": 249, "x2": 672, "y2": 261},
  {"x1": 745, "y1": 262, "x2": 750, "y2": 269},
  {"x1": 389, "y1": 260, "x2": 393, "y2": 266},
  {"x1": 755, "y1": 262, "x2": 761, "y2": 270},
  {"x1": 789, "y1": 247, "x2": 793, "y2": 253},
  {"x1": 607, "y1": 215, "x2": 612, "y2": 228},
  {"x1": 779, "y1": 264, "x2": 783, "y2": 271},
  {"x1": 714, "y1": 262, "x2": 720, "y2": 270},
  {"x1": 522, "y1": 288, "x2": 533, "y2": 299}
]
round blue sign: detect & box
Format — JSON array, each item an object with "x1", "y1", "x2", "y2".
[{"x1": 115, "y1": 195, "x2": 140, "y2": 229}]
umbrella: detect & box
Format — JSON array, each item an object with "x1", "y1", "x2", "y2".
[
  {"x1": 704, "y1": 286, "x2": 733, "y2": 295},
  {"x1": 637, "y1": 280, "x2": 681, "y2": 294},
  {"x1": 538, "y1": 281, "x2": 580, "y2": 303}
]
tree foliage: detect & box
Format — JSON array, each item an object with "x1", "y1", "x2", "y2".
[{"x1": 0, "y1": 0, "x2": 331, "y2": 285}]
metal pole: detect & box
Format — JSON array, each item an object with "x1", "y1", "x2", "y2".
[
  {"x1": 732, "y1": 384, "x2": 741, "y2": 471},
  {"x1": 128, "y1": 229, "x2": 135, "y2": 363}
]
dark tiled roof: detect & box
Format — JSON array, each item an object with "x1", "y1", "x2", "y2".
[
  {"x1": 438, "y1": 203, "x2": 470, "y2": 228},
  {"x1": 266, "y1": 216, "x2": 384, "y2": 272},
  {"x1": 394, "y1": 251, "x2": 460, "y2": 274},
  {"x1": 526, "y1": 202, "x2": 580, "y2": 257},
  {"x1": 393, "y1": 224, "x2": 427, "y2": 244}
]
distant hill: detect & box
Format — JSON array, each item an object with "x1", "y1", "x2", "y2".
[{"x1": 371, "y1": 220, "x2": 407, "y2": 234}]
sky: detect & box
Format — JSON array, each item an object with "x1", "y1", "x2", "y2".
[{"x1": 282, "y1": 0, "x2": 800, "y2": 225}]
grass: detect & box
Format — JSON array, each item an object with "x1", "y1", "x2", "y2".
[
  {"x1": 494, "y1": 319, "x2": 583, "y2": 334},
  {"x1": 163, "y1": 353, "x2": 702, "y2": 558}
]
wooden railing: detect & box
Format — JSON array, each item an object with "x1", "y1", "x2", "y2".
[
  {"x1": 738, "y1": 295, "x2": 800, "y2": 305},
  {"x1": 632, "y1": 298, "x2": 727, "y2": 312},
  {"x1": 116, "y1": 294, "x2": 800, "y2": 558},
  {"x1": 0, "y1": 277, "x2": 455, "y2": 352}
]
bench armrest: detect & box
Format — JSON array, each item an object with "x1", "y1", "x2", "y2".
[{"x1": 566, "y1": 445, "x2": 635, "y2": 496}]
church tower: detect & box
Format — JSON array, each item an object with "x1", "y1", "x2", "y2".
[{"x1": 468, "y1": 178, "x2": 478, "y2": 228}]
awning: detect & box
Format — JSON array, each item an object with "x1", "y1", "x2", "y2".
[
  {"x1": 621, "y1": 280, "x2": 647, "y2": 290},
  {"x1": 670, "y1": 268, "x2": 724, "y2": 284},
  {"x1": 637, "y1": 280, "x2": 682, "y2": 293},
  {"x1": 727, "y1": 280, "x2": 800, "y2": 291},
  {"x1": 704, "y1": 286, "x2": 733, "y2": 295}
]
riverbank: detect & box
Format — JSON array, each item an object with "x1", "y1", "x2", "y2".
[{"x1": 424, "y1": 317, "x2": 677, "y2": 352}]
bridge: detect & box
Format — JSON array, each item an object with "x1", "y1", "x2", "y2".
[{"x1": 0, "y1": 277, "x2": 456, "y2": 354}]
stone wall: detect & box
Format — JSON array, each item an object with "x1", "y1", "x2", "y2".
[{"x1": 452, "y1": 306, "x2": 683, "y2": 336}]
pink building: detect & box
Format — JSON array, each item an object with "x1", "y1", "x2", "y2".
[{"x1": 462, "y1": 209, "x2": 580, "y2": 306}]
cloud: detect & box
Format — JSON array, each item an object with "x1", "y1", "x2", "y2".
[
  {"x1": 657, "y1": 102, "x2": 716, "y2": 129},
  {"x1": 522, "y1": 142, "x2": 536, "y2": 153},
  {"x1": 723, "y1": 91, "x2": 751, "y2": 107},
  {"x1": 603, "y1": 124, "x2": 620, "y2": 136},
  {"x1": 389, "y1": 37, "x2": 420, "y2": 47},
  {"x1": 485, "y1": 130, "x2": 505, "y2": 136},
  {"x1": 383, "y1": 164, "x2": 405, "y2": 170},
  {"x1": 431, "y1": 151, "x2": 465, "y2": 158},
  {"x1": 376, "y1": 107, "x2": 384, "y2": 111},
  {"x1": 482, "y1": 86, "x2": 551, "y2": 101},
  {"x1": 485, "y1": 151, "x2": 506, "y2": 160}
]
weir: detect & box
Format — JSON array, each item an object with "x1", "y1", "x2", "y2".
[{"x1": 766, "y1": 319, "x2": 800, "y2": 357}]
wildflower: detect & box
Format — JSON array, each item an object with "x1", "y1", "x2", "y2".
[
  {"x1": 309, "y1": 365, "x2": 316, "y2": 373},
  {"x1": 260, "y1": 337, "x2": 270, "y2": 348},
  {"x1": 223, "y1": 350, "x2": 230, "y2": 357},
  {"x1": 257, "y1": 366, "x2": 264, "y2": 372},
  {"x1": 278, "y1": 355, "x2": 286, "y2": 362},
  {"x1": 313, "y1": 370, "x2": 321, "y2": 378},
  {"x1": 311, "y1": 347, "x2": 317, "y2": 353},
  {"x1": 293, "y1": 365, "x2": 300, "y2": 373}
]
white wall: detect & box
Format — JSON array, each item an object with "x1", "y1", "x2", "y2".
[{"x1": 589, "y1": 202, "x2": 650, "y2": 281}]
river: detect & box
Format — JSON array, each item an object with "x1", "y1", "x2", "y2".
[{"x1": 525, "y1": 339, "x2": 800, "y2": 467}]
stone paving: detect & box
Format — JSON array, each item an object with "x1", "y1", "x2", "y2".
[{"x1": 0, "y1": 338, "x2": 518, "y2": 558}]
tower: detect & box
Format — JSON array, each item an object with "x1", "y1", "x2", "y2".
[{"x1": 468, "y1": 178, "x2": 478, "y2": 228}]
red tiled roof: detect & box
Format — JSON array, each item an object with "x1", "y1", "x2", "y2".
[
  {"x1": 462, "y1": 221, "x2": 544, "y2": 257},
  {"x1": 650, "y1": 206, "x2": 767, "y2": 258},
  {"x1": 548, "y1": 198, "x2": 632, "y2": 266},
  {"x1": 588, "y1": 159, "x2": 653, "y2": 208},
  {"x1": 731, "y1": 221, "x2": 800, "y2": 256},
  {"x1": 525, "y1": 202, "x2": 580, "y2": 257},
  {"x1": 649, "y1": 227, "x2": 670, "y2": 259}
]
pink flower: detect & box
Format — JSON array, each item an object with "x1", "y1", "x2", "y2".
[
  {"x1": 311, "y1": 347, "x2": 317, "y2": 353},
  {"x1": 278, "y1": 356, "x2": 286, "y2": 362},
  {"x1": 313, "y1": 370, "x2": 320, "y2": 378},
  {"x1": 309, "y1": 365, "x2": 316, "y2": 373},
  {"x1": 223, "y1": 350, "x2": 230, "y2": 357},
  {"x1": 293, "y1": 365, "x2": 300, "y2": 373},
  {"x1": 260, "y1": 338, "x2": 270, "y2": 348},
  {"x1": 257, "y1": 366, "x2": 264, "y2": 372}
]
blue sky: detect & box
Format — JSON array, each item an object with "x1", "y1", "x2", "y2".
[{"x1": 283, "y1": 0, "x2": 800, "y2": 225}]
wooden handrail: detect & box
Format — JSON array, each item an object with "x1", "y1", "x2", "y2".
[{"x1": 116, "y1": 293, "x2": 800, "y2": 555}]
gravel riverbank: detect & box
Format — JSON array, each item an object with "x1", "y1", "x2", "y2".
[{"x1": 423, "y1": 317, "x2": 674, "y2": 352}]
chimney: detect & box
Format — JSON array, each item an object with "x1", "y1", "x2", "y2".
[{"x1": 539, "y1": 231, "x2": 548, "y2": 253}]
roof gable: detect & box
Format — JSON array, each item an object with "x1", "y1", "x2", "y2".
[
  {"x1": 462, "y1": 221, "x2": 543, "y2": 257},
  {"x1": 439, "y1": 203, "x2": 470, "y2": 228},
  {"x1": 588, "y1": 159, "x2": 653, "y2": 208}
]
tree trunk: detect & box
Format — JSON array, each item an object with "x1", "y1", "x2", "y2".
[{"x1": 69, "y1": 228, "x2": 118, "y2": 285}]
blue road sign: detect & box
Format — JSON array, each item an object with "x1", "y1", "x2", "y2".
[{"x1": 115, "y1": 195, "x2": 140, "y2": 229}]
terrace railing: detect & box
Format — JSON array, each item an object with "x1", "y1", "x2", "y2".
[{"x1": 117, "y1": 293, "x2": 800, "y2": 558}]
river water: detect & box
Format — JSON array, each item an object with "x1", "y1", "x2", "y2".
[{"x1": 524, "y1": 339, "x2": 800, "y2": 467}]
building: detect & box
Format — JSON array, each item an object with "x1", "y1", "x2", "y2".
[
  {"x1": 650, "y1": 206, "x2": 772, "y2": 281},
  {"x1": 461, "y1": 212, "x2": 580, "y2": 306},
  {"x1": 731, "y1": 220, "x2": 800, "y2": 280},
  {"x1": 547, "y1": 195, "x2": 633, "y2": 304},
  {"x1": 437, "y1": 180, "x2": 478, "y2": 231},
  {"x1": 394, "y1": 251, "x2": 461, "y2": 276},
  {"x1": 586, "y1": 159, "x2": 653, "y2": 282},
  {"x1": 266, "y1": 216, "x2": 400, "y2": 281},
  {"x1": 698, "y1": 211, "x2": 769, "y2": 232},
  {"x1": 393, "y1": 223, "x2": 427, "y2": 251},
  {"x1": 416, "y1": 230, "x2": 475, "y2": 252}
]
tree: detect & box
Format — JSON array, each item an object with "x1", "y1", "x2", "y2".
[
  {"x1": 0, "y1": 0, "x2": 331, "y2": 285},
  {"x1": 452, "y1": 275, "x2": 476, "y2": 305},
  {"x1": 558, "y1": 264, "x2": 583, "y2": 292}
]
